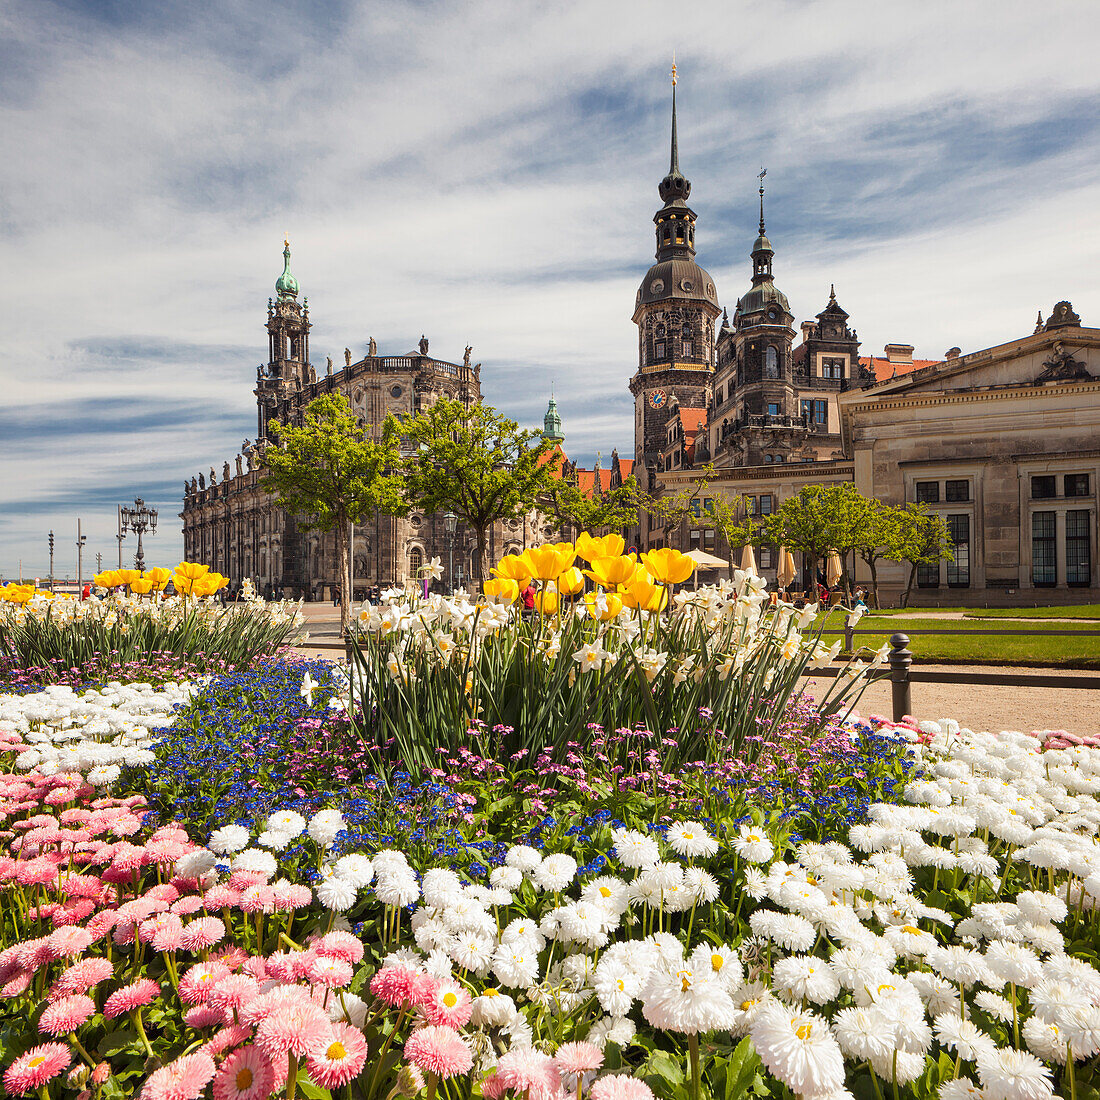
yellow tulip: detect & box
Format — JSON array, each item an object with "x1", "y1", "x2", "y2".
[
  {"x1": 116, "y1": 569, "x2": 141, "y2": 587},
  {"x1": 584, "y1": 591, "x2": 624, "y2": 621},
  {"x1": 144, "y1": 567, "x2": 172, "y2": 591},
  {"x1": 129, "y1": 578, "x2": 154, "y2": 594},
  {"x1": 93, "y1": 570, "x2": 121, "y2": 589},
  {"x1": 621, "y1": 576, "x2": 669, "y2": 612},
  {"x1": 483, "y1": 578, "x2": 519, "y2": 601},
  {"x1": 554, "y1": 566, "x2": 585, "y2": 596},
  {"x1": 584, "y1": 555, "x2": 637, "y2": 589},
  {"x1": 534, "y1": 589, "x2": 559, "y2": 615},
  {"x1": 1, "y1": 584, "x2": 35, "y2": 605},
  {"x1": 641, "y1": 547, "x2": 695, "y2": 585},
  {"x1": 575, "y1": 532, "x2": 626, "y2": 563},
  {"x1": 193, "y1": 572, "x2": 229, "y2": 597},
  {"x1": 518, "y1": 544, "x2": 575, "y2": 581},
  {"x1": 174, "y1": 562, "x2": 210, "y2": 582},
  {"x1": 493, "y1": 555, "x2": 533, "y2": 587}
]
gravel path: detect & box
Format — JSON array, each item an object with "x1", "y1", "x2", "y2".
[{"x1": 803, "y1": 664, "x2": 1100, "y2": 735}]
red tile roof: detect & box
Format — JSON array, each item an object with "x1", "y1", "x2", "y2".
[
  {"x1": 861, "y1": 356, "x2": 939, "y2": 383},
  {"x1": 677, "y1": 407, "x2": 708, "y2": 433}
]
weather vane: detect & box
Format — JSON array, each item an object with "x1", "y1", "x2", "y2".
[{"x1": 758, "y1": 167, "x2": 766, "y2": 194}]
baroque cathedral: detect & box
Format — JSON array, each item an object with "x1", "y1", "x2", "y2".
[
  {"x1": 180, "y1": 243, "x2": 555, "y2": 598},
  {"x1": 634, "y1": 72, "x2": 1100, "y2": 603}
]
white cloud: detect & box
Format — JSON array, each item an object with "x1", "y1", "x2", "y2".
[{"x1": 1, "y1": 0, "x2": 1098, "y2": 575}]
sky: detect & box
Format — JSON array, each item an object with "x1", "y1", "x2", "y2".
[{"x1": 2, "y1": 0, "x2": 1099, "y2": 579}]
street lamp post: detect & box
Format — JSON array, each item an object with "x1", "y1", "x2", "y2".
[
  {"x1": 48, "y1": 531, "x2": 54, "y2": 591},
  {"x1": 76, "y1": 519, "x2": 86, "y2": 598},
  {"x1": 119, "y1": 498, "x2": 158, "y2": 571},
  {"x1": 116, "y1": 505, "x2": 127, "y2": 568},
  {"x1": 443, "y1": 511, "x2": 457, "y2": 594}
]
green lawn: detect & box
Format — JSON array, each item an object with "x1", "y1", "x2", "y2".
[
  {"x1": 815, "y1": 613, "x2": 1100, "y2": 669},
  {"x1": 963, "y1": 604, "x2": 1100, "y2": 620},
  {"x1": 861, "y1": 604, "x2": 1100, "y2": 619}
]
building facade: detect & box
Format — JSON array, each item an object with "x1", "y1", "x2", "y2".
[
  {"x1": 181, "y1": 243, "x2": 546, "y2": 598},
  {"x1": 636, "y1": 92, "x2": 1099, "y2": 604}
]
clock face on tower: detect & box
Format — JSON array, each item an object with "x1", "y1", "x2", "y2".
[{"x1": 649, "y1": 390, "x2": 667, "y2": 408}]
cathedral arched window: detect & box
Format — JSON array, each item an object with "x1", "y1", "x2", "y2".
[
  {"x1": 409, "y1": 546, "x2": 423, "y2": 578},
  {"x1": 765, "y1": 346, "x2": 779, "y2": 378}
]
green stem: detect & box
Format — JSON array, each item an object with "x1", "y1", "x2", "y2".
[
  {"x1": 1067, "y1": 1045, "x2": 1077, "y2": 1100},
  {"x1": 287, "y1": 1052, "x2": 299, "y2": 1100},
  {"x1": 688, "y1": 1033, "x2": 700, "y2": 1100},
  {"x1": 132, "y1": 1009, "x2": 154, "y2": 1059}
]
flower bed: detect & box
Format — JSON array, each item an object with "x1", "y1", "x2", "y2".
[{"x1": 0, "y1": 543, "x2": 1097, "y2": 1100}]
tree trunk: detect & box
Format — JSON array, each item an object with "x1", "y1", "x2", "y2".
[
  {"x1": 476, "y1": 525, "x2": 489, "y2": 586},
  {"x1": 901, "y1": 562, "x2": 917, "y2": 609},
  {"x1": 867, "y1": 555, "x2": 881, "y2": 609},
  {"x1": 336, "y1": 515, "x2": 352, "y2": 635}
]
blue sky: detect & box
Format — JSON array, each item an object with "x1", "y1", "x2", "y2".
[{"x1": 2, "y1": 0, "x2": 1099, "y2": 578}]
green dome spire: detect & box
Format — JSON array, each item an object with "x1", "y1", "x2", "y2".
[
  {"x1": 543, "y1": 393, "x2": 564, "y2": 443},
  {"x1": 275, "y1": 239, "x2": 299, "y2": 298}
]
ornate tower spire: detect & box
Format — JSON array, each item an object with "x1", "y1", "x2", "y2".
[
  {"x1": 669, "y1": 56, "x2": 680, "y2": 175},
  {"x1": 758, "y1": 167, "x2": 766, "y2": 234},
  {"x1": 750, "y1": 170, "x2": 775, "y2": 286},
  {"x1": 275, "y1": 239, "x2": 299, "y2": 299},
  {"x1": 543, "y1": 392, "x2": 564, "y2": 444}
]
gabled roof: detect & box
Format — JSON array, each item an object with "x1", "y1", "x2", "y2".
[{"x1": 676, "y1": 407, "x2": 708, "y2": 433}]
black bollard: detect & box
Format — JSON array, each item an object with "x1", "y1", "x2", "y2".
[{"x1": 888, "y1": 633, "x2": 913, "y2": 723}]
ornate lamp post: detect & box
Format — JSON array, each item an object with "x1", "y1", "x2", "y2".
[
  {"x1": 120, "y1": 498, "x2": 158, "y2": 571},
  {"x1": 443, "y1": 511, "x2": 457, "y2": 594}
]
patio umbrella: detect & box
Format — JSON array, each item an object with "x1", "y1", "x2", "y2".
[
  {"x1": 825, "y1": 550, "x2": 843, "y2": 589},
  {"x1": 739, "y1": 544, "x2": 757, "y2": 575},
  {"x1": 777, "y1": 547, "x2": 796, "y2": 589}
]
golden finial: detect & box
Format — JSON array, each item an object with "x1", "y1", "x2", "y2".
[{"x1": 671, "y1": 53, "x2": 677, "y2": 87}]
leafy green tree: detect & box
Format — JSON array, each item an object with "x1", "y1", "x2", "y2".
[
  {"x1": 764, "y1": 483, "x2": 866, "y2": 595},
  {"x1": 853, "y1": 498, "x2": 903, "y2": 609},
  {"x1": 696, "y1": 492, "x2": 756, "y2": 571},
  {"x1": 262, "y1": 393, "x2": 406, "y2": 633},
  {"x1": 401, "y1": 399, "x2": 558, "y2": 585},
  {"x1": 548, "y1": 475, "x2": 641, "y2": 540},
  {"x1": 893, "y1": 503, "x2": 954, "y2": 608},
  {"x1": 635, "y1": 465, "x2": 714, "y2": 547}
]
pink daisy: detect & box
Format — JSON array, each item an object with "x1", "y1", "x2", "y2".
[
  {"x1": 103, "y1": 977, "x2": 161, "y2": 1019},
  {"x1": 212, "y1": 1044, "x2": 275, "y2": 1100},
  {"x1": 305, "y1": 1022, "x2": 370, "y2": 1089},
  {"x1": 423, "y1": 979, "x2": 473, "y2": 1028},
  {"x1": 170, "y1": 895, "x2": 206, "y2": 917},
  {"x1": 498, "y1": 1048, "x2": 562, "y2": 1100},
  {"x1": 204, "y1": 885, "x2": 241, "y2": 909},
  {"x1": 39, "y1": 993, "x2": 96, "y2": 1036},
  {"x1": 271, "y1": 883, "x2": 312, "y2": 911},
  {"x1": 46, "y1": 925, "x2": 94, "y2": 959},
  {"x1": 370, "y1": 965, "x2": 436, "y2": 1008},
  {"x1": 208, "y1": 974, "x2": 261, "y2": 1017},
  {"x1": 183, "y1": 1004, "x2": 225, "y2": 1029},
  {"x1": 481, "y1": 1071, "x2": 506, "y2": 1099},
  {"x1": 182, "y1": 916, "x2": 227, "y2": 952},
  {"x1": 48, "y1": 957, "x2": 114, "y2": 1001},
  {"x1": 179, "y1": 961, "x2": 230, "y2": 1005},
  {"x1": 588, "y1": 1076, "x2": 656, "y2": 1100},
  {"x1": 403, "y1": 1025, "x2": 473, "y2": 1080},
  {"x1": 555, "y1": 1042, "x2": 604, "y2": 1077},
  {"x1": 314, "y1": 931, "x2": 365, "y2": 965},
  {"x1": 138, "y1": 1049, "x2": 216, "y2": 1100},
  {"x1": 255, "y1": 1000, "x2": 331, "y2": 1058},
  {"x1": 308, "y1": 955, "x2": 354, "y2": 989},
  {"x1": 205, "y1": 1023, "x2": 254, "y2": 1057},
  {"x1": 3, "y1": 1042, "x2": 72, "y2": 1095}
]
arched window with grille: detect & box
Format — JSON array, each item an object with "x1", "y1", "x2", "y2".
[
  {"x1": 765, "y1": 346, "x2": 779, "y2": 378},
  {"x1": 409, "y1": 546, "x2": 423, "y2": 579}
]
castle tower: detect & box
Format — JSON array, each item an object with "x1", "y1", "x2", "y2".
[
  {"x1": 542, "y1": 393, "x2": 565, "y2": 444},
  {"x1": 629, "y1": 65, "x2": 721, "y2": 477},
  {"x1": 256, "y1": 240, "x2": 312, "y2": 440}
]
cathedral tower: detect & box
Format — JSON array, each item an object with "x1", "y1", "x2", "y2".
[
  {"x1": 629, "y1": 66, "x2": 721, "y2": 477},
  {"x1": 256, "y1": 240, "x2": 313, "y2": 440}
]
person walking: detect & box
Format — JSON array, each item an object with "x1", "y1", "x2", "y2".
[{"x1": 521, "y1": 582, "x2": 536, "y2": 618}]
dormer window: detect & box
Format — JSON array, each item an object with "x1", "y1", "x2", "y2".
[{"x1": 655, "y1": 341, "x2": 665, "y2": 358}]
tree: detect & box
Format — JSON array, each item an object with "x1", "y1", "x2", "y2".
[
  {"x1": 401, "y1": 399, "x2": 558, "y2": 585},
  {"x1": 764, "y1": 483, "x2": 866, "y2": 595},
  {"x1": 635, "y1": 465, "x2": 714, "y2": 547},
  {"x1": 261, "y1": 393, "x2": 406, "y2": 634},
  {"x1": 893, "y1": 503, "x2": 954, "y2": 609},
  {"x1": 547, "y1": 474, "x2": 641, "y2": 541},
  {"x1": 695, "y1": 492, "x2": 756, "y2": 571},
  {"x1": 852, "y1": 498, "x2": 903, "y2": 609}
]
